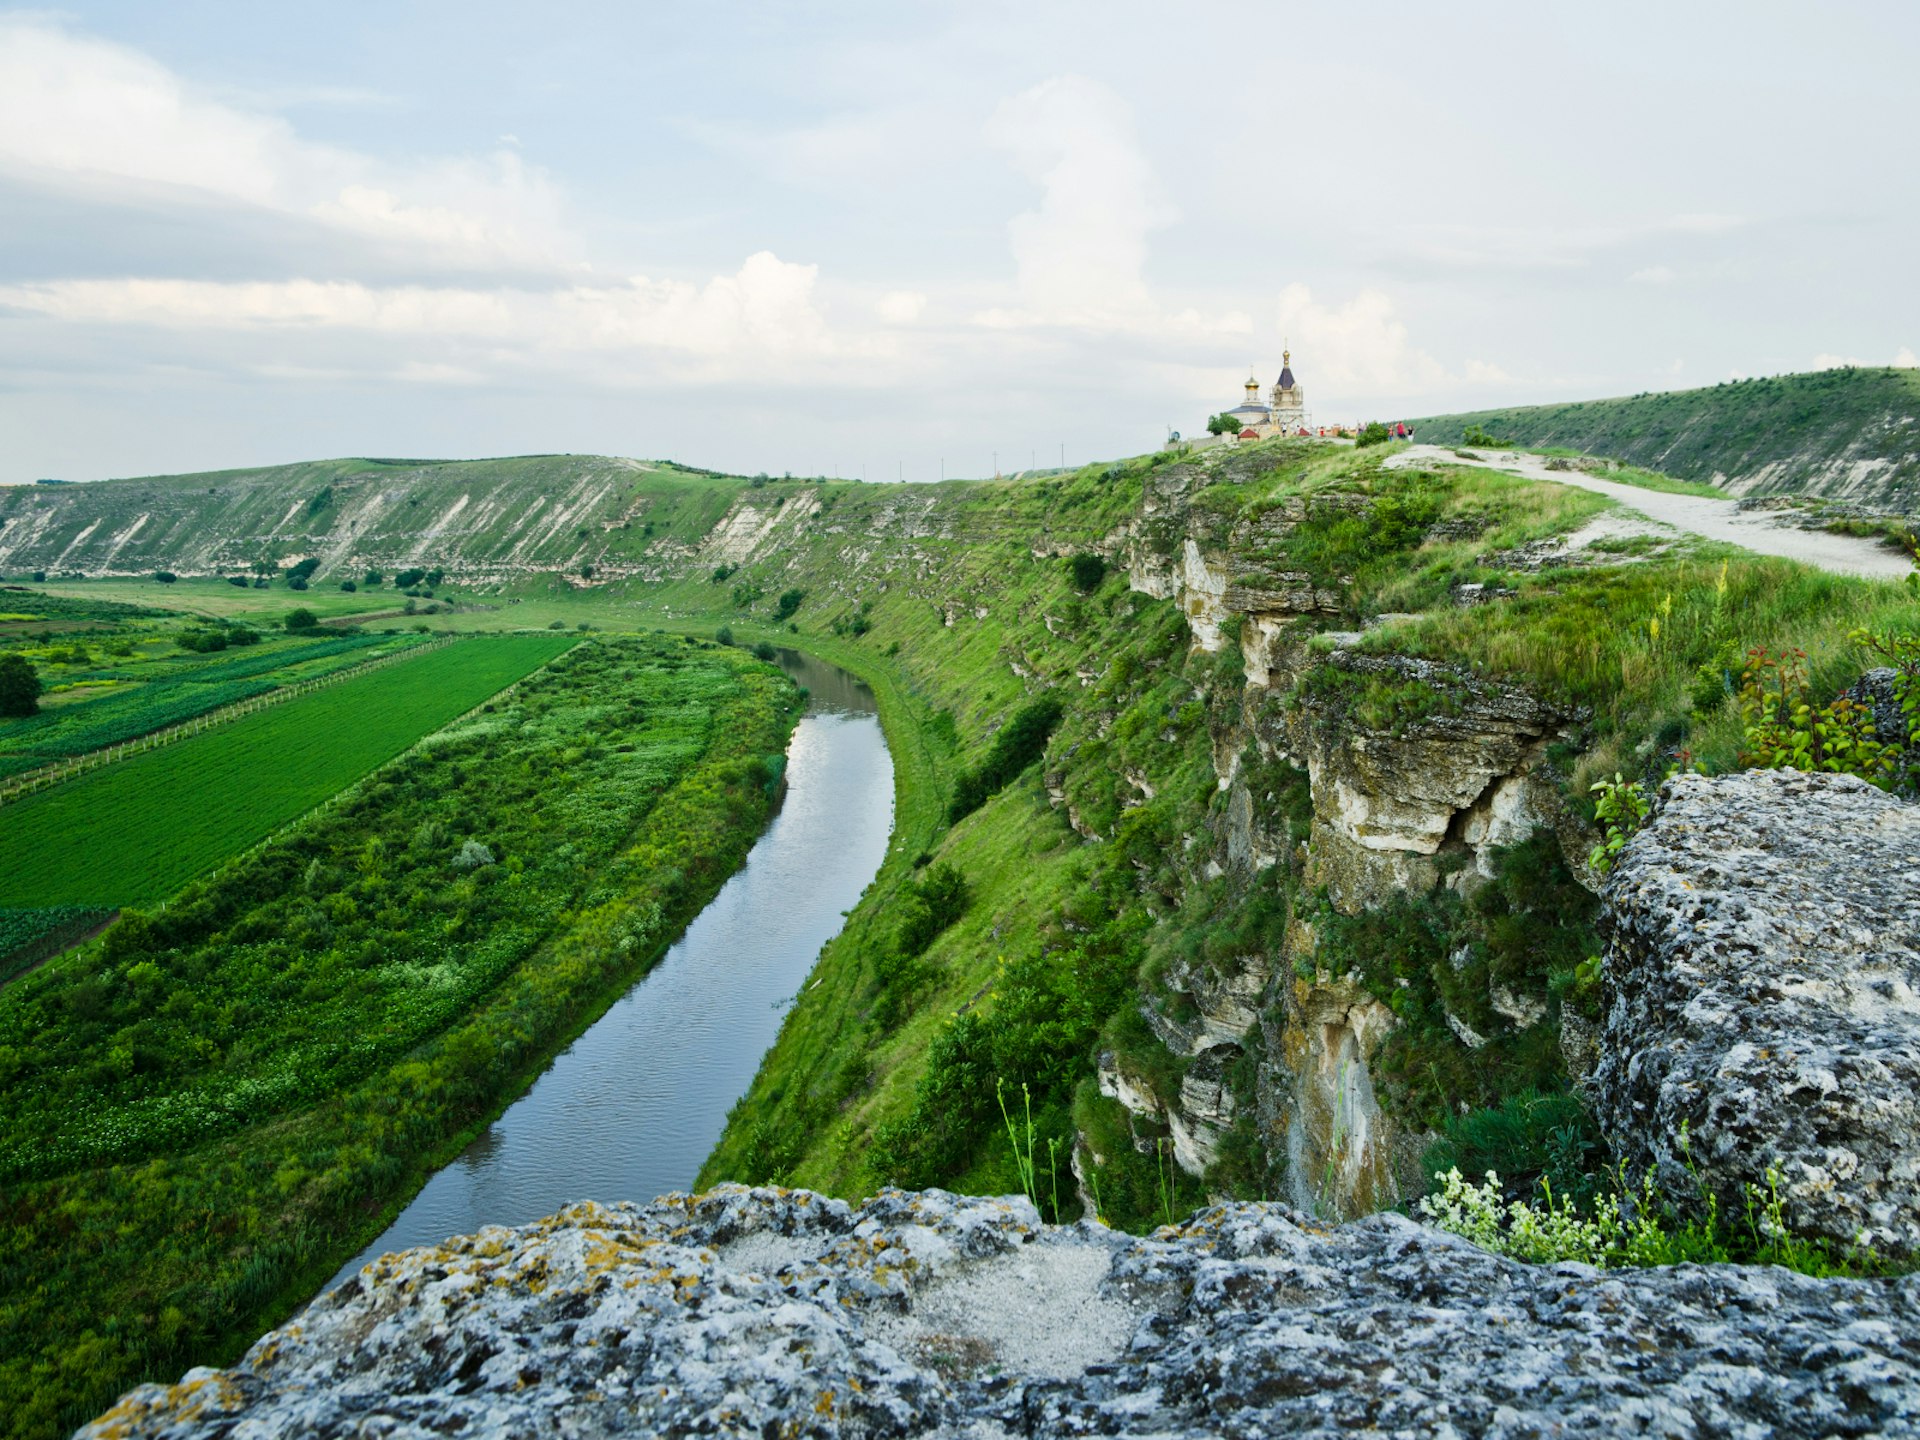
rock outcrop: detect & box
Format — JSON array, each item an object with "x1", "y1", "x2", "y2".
[
  {"x1": 1594, "y1": 769, "x2": 1920, "y2": 1257},
  {"x1": 86, "y1": 1186, "x2": 1920, "y2": 1439}
]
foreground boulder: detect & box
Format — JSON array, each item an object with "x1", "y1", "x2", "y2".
[
  {"x1": 85, "y1": 1186, "x2": 1919, "y2": 1438},
  {"x1": 1594, "y1": 768, "x2": 1920, "y2": 1257}
]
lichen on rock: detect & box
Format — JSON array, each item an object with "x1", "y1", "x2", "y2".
[
  {"x1": 83, "y1": 1185, "x2": 1920, "y2": 1438},
  {"x1": 1594, "y1": 768, "x2": 1920, "y2": 1257}
]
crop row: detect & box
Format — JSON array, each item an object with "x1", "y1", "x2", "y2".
[{"x1": 0, "y1": 634, "x2": 571, "y2": 907}]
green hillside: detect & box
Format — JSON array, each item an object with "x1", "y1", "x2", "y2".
[
  {"x1": 0, "y1": 454, "x2": 750, "y2": 584},
  {"x1": 1411, "y1": 367, "x2": 1920, "y2": 510}
]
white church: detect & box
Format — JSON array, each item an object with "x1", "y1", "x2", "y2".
[{"x1": 1217, "y1": 351, "x2": 1308, "y2": 438}]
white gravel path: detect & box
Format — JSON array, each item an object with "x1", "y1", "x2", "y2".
[{"x1": 1389, "y1": 443, "x2": 1912, "y2": 580}]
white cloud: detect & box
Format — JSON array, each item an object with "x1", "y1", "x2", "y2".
[
  {"x1": 1272, "y1": 284, "x2": 1452, "y2": 392},
  {"x1": 877, "y1": 291, "x2": 927, "y2": 324},
  {"x1": 1812, "y1": 352, "x2": 1863, "y2": 370},
  {"x1": 1893, "y1": 346, "x2": 1918, "y2": 369},
  {"x1": 0, "y1": 15, "x2": 567, "y2": 267},
  {"x1": 0, "y1": 252, "x2": 862, "y2": 368},
  {"x1": 1629, "y1": 265, "x2": 1677, "y2": 285},
  {"x1": 974, "y1": 75, "x2": 1244, "y2": 340}
]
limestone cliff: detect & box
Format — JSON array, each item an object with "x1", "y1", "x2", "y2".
[{"x1": 83, "y1": 1187, "x2": 1920, "y2": 1439}]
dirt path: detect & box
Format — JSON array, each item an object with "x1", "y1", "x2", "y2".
[{"x1": 1389, "y1": 444, "x2": 1912, "y2": 580}]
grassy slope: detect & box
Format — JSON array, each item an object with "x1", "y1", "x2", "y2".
[
  {"x1": 585, "y1": 441, "x2": 1916, "y2": 1213},
  {"x1": 1411, "y1": 367, "x2": 1920, "y2": 506},
  {"x1": 0, "y1": 456, "x2": 749, "y2": 582},
  {"x1": 0, "y1": 636, "x2": 569, "y2": 905}
]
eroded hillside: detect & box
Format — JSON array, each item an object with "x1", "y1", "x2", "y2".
[
  {"x1": 1411, "y1": 366, "x2": 1920, "y2": 510},
  {"x1": 0, "y1": 455, "x2": 744, "y2": 582}
]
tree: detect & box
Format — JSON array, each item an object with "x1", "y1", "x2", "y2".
[
  {"x1": 339, "y1": 580, "x2": 357, "y2": 592},
  {"x1": 0, "y1": 653, "x2": 43, "y2": 717},
  {"x1": 773, "y1": 588, "x2": 805, "y2": 622},
  {"x1": 284, "y1": 608, "x2": 319, "y2": 632},
  {"x1": 363, "y1": 568, "x2": 384, "y2": 586},
  {"x1": 1355, "y1": 421, "x2": 1392, "y2": 448},
  {"x1": 30, "y1": 571, "x2": 45, "y2": 583},
  {"x1": 580, "y1": 563, "x2": 596, "y2": 580},
  {"x1": 153, "y1": 571, "x2": 178, "y2": 585},
  {"x1": 395, "y1": 567, "x2": 427, "y2": 589},
  {"x1": 1206, "y1": 413, "x2": 1240, "y2": 436},
  {"x1": 227, "y1": 575, "x2": 251, "y2": 588},
  {"x1": 1068, "y1": 553, "x2": 1107, "y2": 593},
  {"x1": 715, "y1": 625, "x2": 735, "y2": 647}
]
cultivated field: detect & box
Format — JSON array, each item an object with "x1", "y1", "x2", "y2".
[{"x1": 0, "y1": 634, "x2": 569, "y2": 906}]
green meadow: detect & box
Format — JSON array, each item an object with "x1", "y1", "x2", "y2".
[{"x1": 0, "y1": 635, "x2": 569, "y2": 906}]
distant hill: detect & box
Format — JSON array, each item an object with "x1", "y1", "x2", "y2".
[
  {"x1": 1411, "y1": 367, "x2": 1920, "y2": 512},
  {"x1": 0, "y1": 454, "x2": 756, "y2": 583}
]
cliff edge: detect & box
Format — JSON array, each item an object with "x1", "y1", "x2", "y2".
[{"x1": 84, "y1": 1185, "x2": 1919, "y2": 1439}]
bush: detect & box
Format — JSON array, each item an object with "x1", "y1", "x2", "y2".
[
  {"x1": 1205, "y1": 413, "x2": 1240, "y2": 436},
  {"x1": 948, "y1": 694, "x2": 1065, "y2": 822},
  {"x1": 363, "y1": 569, "x2": 383, "y2": 586},
  {"x1": 0, "y1": 653, "x2": 43, "y2": 717},
  {"x1": 580, "y1": 564, "x2": 596, "y2": 580},
  {"x1": 284, "y1": 608, "x2": 320, "y2": 632},
  {"x1": 753, "y1": 641, "x2": 777, "y2": 662},
  {"x1": 773, "y1": 588, "x2": 806, "y2": 622},
  {"x1": 1069, "y1": 553, "x2": 1107, "y2": 593},
  {"x1": 286, "y1": 557, "x2": 321, "y2": 584},
  {"x1": 152, "y1": 571, "x2": 177, "y2": 584},
  {"x1": 339, "y1": 580, "x2": 357, "y2": 592},
  {"x1": 1355, "y1": 421, "x2": 1392, "y2": 447},
  {"x1": 896, "y1": 862, "x2": 969, "y2": 957},
  {"x1": 715, "y1": 626, "x2": 735, "y2": 647},
  {"x1": 227, "y1": 575, "x2": 251, "y2": 588}
]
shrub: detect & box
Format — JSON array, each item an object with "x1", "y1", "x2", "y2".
[
  {"x1": 773, "y1": 588, "x2": 806, "y2": 622},
  {"x1": 752, "y1": 641, "x2": 777, "y2": 662},
  {"x1": 896, "y1": 862, "x2": 969, "y2": 957},
  {"x1": 227, "y1": 576, "x2": 251, "y2": 588},
  {"x1": 1355, "y1": 421, "x2": 1392, "y2": 447},
  {"x1": 715, "y1": 626, "x2": 735, "y2": 647},
  {"x1": 339, "y1": 580, "x2": 357, "y2": 592},
  {"x1": 1738, "y1": 646, "x2": 1889, "y2": 784},
  {"x1": 284, "y1": 608, "x2": 319, "y2": 632},
  {"x1": 363, "y1": 569, "x2": 383, "y2": 586},
  {"x1": 1069, "y1": 553, "x2": 1107, "y2": 593},
  {"x1": 948, "y1": 694, "x2": 1065, "y2": 822},
  {"x1": 0, "y1": 652, "x2": 42, "y2": 717},
  {"x1": 152, "y1": 570, "x2": 178, "y2": 584}
]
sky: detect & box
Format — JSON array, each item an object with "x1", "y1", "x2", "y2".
[{"x1": 0, "y1": 1, "x2": 1914, "y2": 483}]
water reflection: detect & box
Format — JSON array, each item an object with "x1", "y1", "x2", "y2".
[{"x1": 326, "y1": 650, "x2": 889, "y2": 1288}]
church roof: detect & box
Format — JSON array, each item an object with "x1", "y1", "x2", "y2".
[{"x1": 1276, "y1": 364, "x2": 1296, "y2": 389}]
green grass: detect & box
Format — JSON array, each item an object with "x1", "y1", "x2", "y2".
[
  {"x1": 1412, "y1": 366, "x2": 1920, "y2": 508},
  {"x1": 0, "y1": 635, "x2": 568, "y2": 906},
  {"x1": 0, "y1": 635, "x2": 797, "y2": 1440},
  {"x1": 0, "y1": 632, "x2": 414, "y2": 766}
]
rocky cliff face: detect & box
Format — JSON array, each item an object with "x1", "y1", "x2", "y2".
[
  {"x1": 1595, "y1": 768, "x2": 1920, "y2": 1258},
  {"x1": 85, "y1": 1186, "x2": 1920, "y2": 1439},
  {"x1": 1093, "y1": 449, "x2": 1585, "y2": 1220}
]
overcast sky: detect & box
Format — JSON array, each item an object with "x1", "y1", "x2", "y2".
[{"x1": 0, "y1": 1, "x2": 1913, "y2": 483}]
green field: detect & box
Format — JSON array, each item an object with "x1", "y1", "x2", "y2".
[
  {"x1": 0, "y1": 635, "x2": 796, "y2": 1440},
  {"x1": 0, "y1": 635, "x2": 569, "y2": 906}
]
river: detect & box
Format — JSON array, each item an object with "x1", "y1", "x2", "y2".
[{"x1": 327, "y1": 648, "x2": 892, "y2": 1287}]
